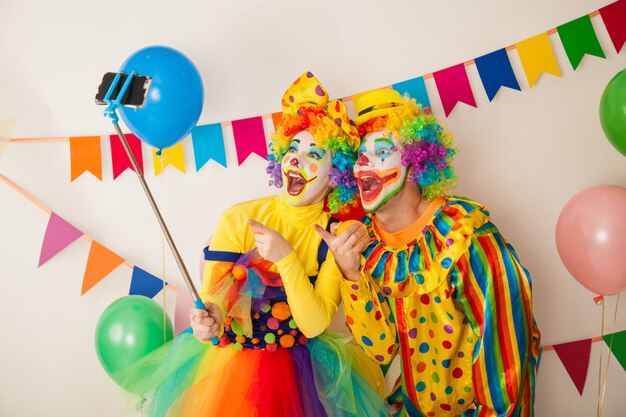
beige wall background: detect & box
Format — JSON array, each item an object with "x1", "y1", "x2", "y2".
[{"x1": 1, "y1": 0, "x2": 625, "y2": 416}]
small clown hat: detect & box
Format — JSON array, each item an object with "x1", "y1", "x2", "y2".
[{"x1": 353, "y1": 89, "x2": 403, "y2": 125}]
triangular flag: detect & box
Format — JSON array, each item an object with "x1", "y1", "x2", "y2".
[
  {"x1": 69, "y1": 136, "x2": 102, "y2": 181},
  {"x1": 433, "y1": 64, "x2": 477, "y2": 117},
  {"x1": 392, "y1": 77, "x2": 431, "y2": 109},
  {"x1": 110, "y1": 133, "x2": 144, "y2": 179},
  {"x1": 603, "y1": 329, "x2": 626, "y2": 372},
  {"x1": 38, "y1": 212, "x2": 84, "y2": 267},
  {"x1": 129, "y1": 266, "x2": 167, "y2": 298},
  {"x1": 152, "y1": 141, "x2": 186, "y2": 175},
  {"x1": 231, "y1": 116, "x2": 268, "y2": 166},
  {"x1": 553, "y1": 339, "x2": 592, "y2": 395},
  {"x1": 174, "y1": 290, "x2": 194, "y2": 335},
  {"x1": 475, "y1": 48, "x2": 521, "y2": 101},
  {"x1": 599, "y1": 0, "x2": 626, "y2": 53},
  {"x1": 0, "y1": 117, "x2": 16, "y2": 158},
  {"x1": 557, "y1": 15, "x2": 605, "y2": 70},
  {"x1": 271, "y1": 112, "x2": 283, "y2": 133},
  {"x1": 191, "y1": 123, "x2": 227, "y2": 170},
  {"x1": 81, "y1": 241, "x2": 125, "y2": 295},
  {"x1": 516, "y1": 33, "x2": 561, "y2": 87}
]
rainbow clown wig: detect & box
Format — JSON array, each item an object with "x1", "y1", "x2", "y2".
[
  {"x1": 354, "y1": 89, "x2": 458, "y2": 200},
  {"x1": 267, "y1": 72, "x2": 361, "y2": 214}
]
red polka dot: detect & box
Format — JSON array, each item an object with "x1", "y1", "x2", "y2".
[
  {"x1": 410, "y1": 309, "x2": 418, "y2": 319},
  {"x1": 440, "y1": 404, "x2": 451, "y2": 411},
  {"x1": 442, "y1": 340, "x2": 452, "y2": 349},
  {"x1": 429, "y1": 330, "x2": 435, "y2": 338},
  {"x1": 444, "y1": 290, "x2": 451, "y2": 299},
  {"x1": 375, "y1": 311, "x2": 382, "y2": 321},
  {"x1": 387, "y1": 344, "x2": 395, "y2": 354},
  {"x1": 350, "y1": 294, "x2": 358, "y2": 301},
  {"x1": 452, "y1": 368, "x2": 464, "y2": 378},
  {"x1": 398, "y1": 282, "x2": 407, "y2": 291},
  {"x1": 409, "y1": 348, "x2": 415, "y2": 356},
  {"x1": 420, "y1": 294, "x2": 430, "y2": 305},
  {"x1": 416, "y1": 362, "x2": 427, "y2": 372},
  {"x1": 346, "y1": 315, "x2": 354, "y2": 325},
  {"x1": 427, "y1": 412, "x2": 436, "y2": 417}
]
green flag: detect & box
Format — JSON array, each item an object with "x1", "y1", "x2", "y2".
[
  {"x1": 602, "y1": 330, "x2": 626, "y2": 372},
  {"x1": 557, "y1": 15, "x2": 605, "y2": 70}
]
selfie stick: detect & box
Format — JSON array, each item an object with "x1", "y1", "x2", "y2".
[{"x1": 100, "y1": 72, "x2": 218, "y2": 344}]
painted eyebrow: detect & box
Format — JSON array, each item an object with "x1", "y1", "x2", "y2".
[{"x1": 374, "y1": 137, "x2": 394, "y2": 146}]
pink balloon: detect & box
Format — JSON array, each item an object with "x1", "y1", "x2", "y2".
[{"x1": 556, "y1": 185, "x2": 626, "y2": 295}]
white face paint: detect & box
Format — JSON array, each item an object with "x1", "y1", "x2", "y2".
[
  {"x1": 281, "y1": 130, "x2": 332, "y2": 207},
  {"x1": 354, "y1": 130, "x2": 408, "y2": 212}
]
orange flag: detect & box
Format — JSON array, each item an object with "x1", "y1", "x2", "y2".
[
  {"x1": 69, "y1": 136, "x2": 102, "y2": 181},
  {"x1": 81, "y1": 241, "x2": 124, "y2": 295},
  {"x1": 271, "y1": 112, "x2": 283, "y2": 133}
]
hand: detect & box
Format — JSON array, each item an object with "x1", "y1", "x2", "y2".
[
  {"x1": 248, "y1": 219, "x2": 293, "y2": 262},
  {"x1": 313, "y1": 221, "x2": 369, "y2": 282},
  {"x1": 190, "y1": 302, "x2": 223, "y2": 342}
]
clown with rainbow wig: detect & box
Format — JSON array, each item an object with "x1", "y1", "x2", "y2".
[
  {"x1": 316, "y1": 89, "x2": 541, "y2": 417},
  {"x1": 115, "y1": 73, "x2": 389, "y2": 417}
]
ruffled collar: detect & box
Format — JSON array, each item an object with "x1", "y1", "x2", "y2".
[
  {"x1": 361, "y1": 196, "x2": 489, "y2": 297},
  {"x1": 275, "y1": 194, "x2": 327, "y2": 227}
]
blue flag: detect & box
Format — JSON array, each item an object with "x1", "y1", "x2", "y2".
[
  {"x1": 475, "y1": 48, "x2": 521, "y2": 101},
  {"x1": 191, "y1": 123, "x2": 227, "y2": 170},
  {"x1": 392, "y1": 76, "x2": 431, "y2": 109},
  {"x1": 130, "y1": 266, "x2": 167, "y2": 298}
]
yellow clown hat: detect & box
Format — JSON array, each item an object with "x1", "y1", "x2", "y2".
[{"x1": 353, "y1": 88, "x2": 403, "y2": 125}]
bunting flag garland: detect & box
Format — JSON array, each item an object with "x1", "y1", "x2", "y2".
[
  {"x1": 130, "y1": 266, "x2": 168, "y2": 298},
  {"x1": 2, "y1": 171, "x2": 626, "y2": 397},
  {"x1": 599, "y1": 0, "x2": 626, "y2": 53},
  {"x1": 81, "y1": 240, "x2": 125, "y2": 295},
  {"x1": 110, "y1": 133, "x2": 144, "y2": 179},
  {"x1": 553, "y1": 339, "x2": 592, "y2": 395},
  {"x1": 231, "y1": 116, "x2": 268, "y2": 166},
  {"x1": 433, "y1": 63, "x2": 477, "y2": 116},
  {"x1": 152, "y1": 141, "x2": 186, "y2": 175},
  {"x1": 474, "y1": 48, "x2": 521, "y2": 101},
  {"x1": 5, "y1": 1, "x2": 626, "y2": 174},
  {"x1": 38, "y1": 212, "x2": 84, "y2": 267},
  {"x1": 516, "y1": 33, "x2": 562, "y2": 87},
  {"x1": 191, "y1": 123, "x2": 227, "y2": 170},
  {"x1": 69, "y1": 136, "x2": 102, "y2": 181},
  {"x1": 603, "y1": 329, "x2": 626, "y2": 372},
  {"x1": 392, "y1": 77, "x2": 431, "y2": 109},
  {"x1": 557, "y1": 15, "x2": 606, "y2": 70}
]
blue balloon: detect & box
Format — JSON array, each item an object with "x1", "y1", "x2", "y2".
[{"x1": 120, "y1": 46, "x2": 204, "y2": 150}]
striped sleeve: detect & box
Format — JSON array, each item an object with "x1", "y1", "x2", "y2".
[{"x1": 452, "y1": 227, "x2": 540, "y2": 417}]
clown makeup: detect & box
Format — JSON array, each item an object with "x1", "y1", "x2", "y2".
[
  {"x1": 281, "y1": 130, "x2": 333, "y2": 207},
  {"x1": 354, "y1": 130, "x2": 408, "y2": 212}
]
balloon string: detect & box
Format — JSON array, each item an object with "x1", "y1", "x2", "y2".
[
  {"x1": 598, "y1": 293, "x2": 621, "y2": 416},
  {"x1": 596, "y1": 297, "x2": 605, "y2": 417},
  {"x1": 159, "y1": 154, "x2": 167, "y2": 345}
]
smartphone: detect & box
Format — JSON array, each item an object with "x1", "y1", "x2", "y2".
[{"x1": 95, "y1": 72, "x2": 152, "y2": 108}]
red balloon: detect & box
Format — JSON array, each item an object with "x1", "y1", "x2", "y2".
[{"x1": 556, "y1": 185, "x2": 626, "y2": 295}]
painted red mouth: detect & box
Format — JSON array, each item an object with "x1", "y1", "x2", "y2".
[
  {"x1": 284, "y1": 170, "x2": 317, "y2": 196},
  {"x1": 356, "y1": 169, "x2": 399, "y2": 203}
]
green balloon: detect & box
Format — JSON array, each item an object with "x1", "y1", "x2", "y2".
[
  {"x1": 599, "y1": 68, "x2": 626, "y2": 157},
  {"x1": 95, "y1": 295, "x2": 173, "y2": 391}
]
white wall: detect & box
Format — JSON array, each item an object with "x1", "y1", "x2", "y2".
[{"x1": 1, "y1": 1, "x2": 625, "y2": 416}]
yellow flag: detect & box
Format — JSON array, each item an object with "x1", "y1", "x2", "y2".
[
  {"x1": 152, "y1": 141, "x2": 186, "y2": 175},
  {"x1": 516, "y1": 33, "x2": 561, "y2": 87}
]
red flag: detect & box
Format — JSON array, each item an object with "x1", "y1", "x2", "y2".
[
  {"x1": 433, "y1": 64, "x2": 477, "y2": 116},
  {"x1": 599, "y1": 0, "x2": 626, "y2": 53},
  {"x1": 110, "y1": 133, "x2": 144, "y2": 179},
  {"x1": 553, "y1": 339, "x2": 592, "y2": 395}
]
